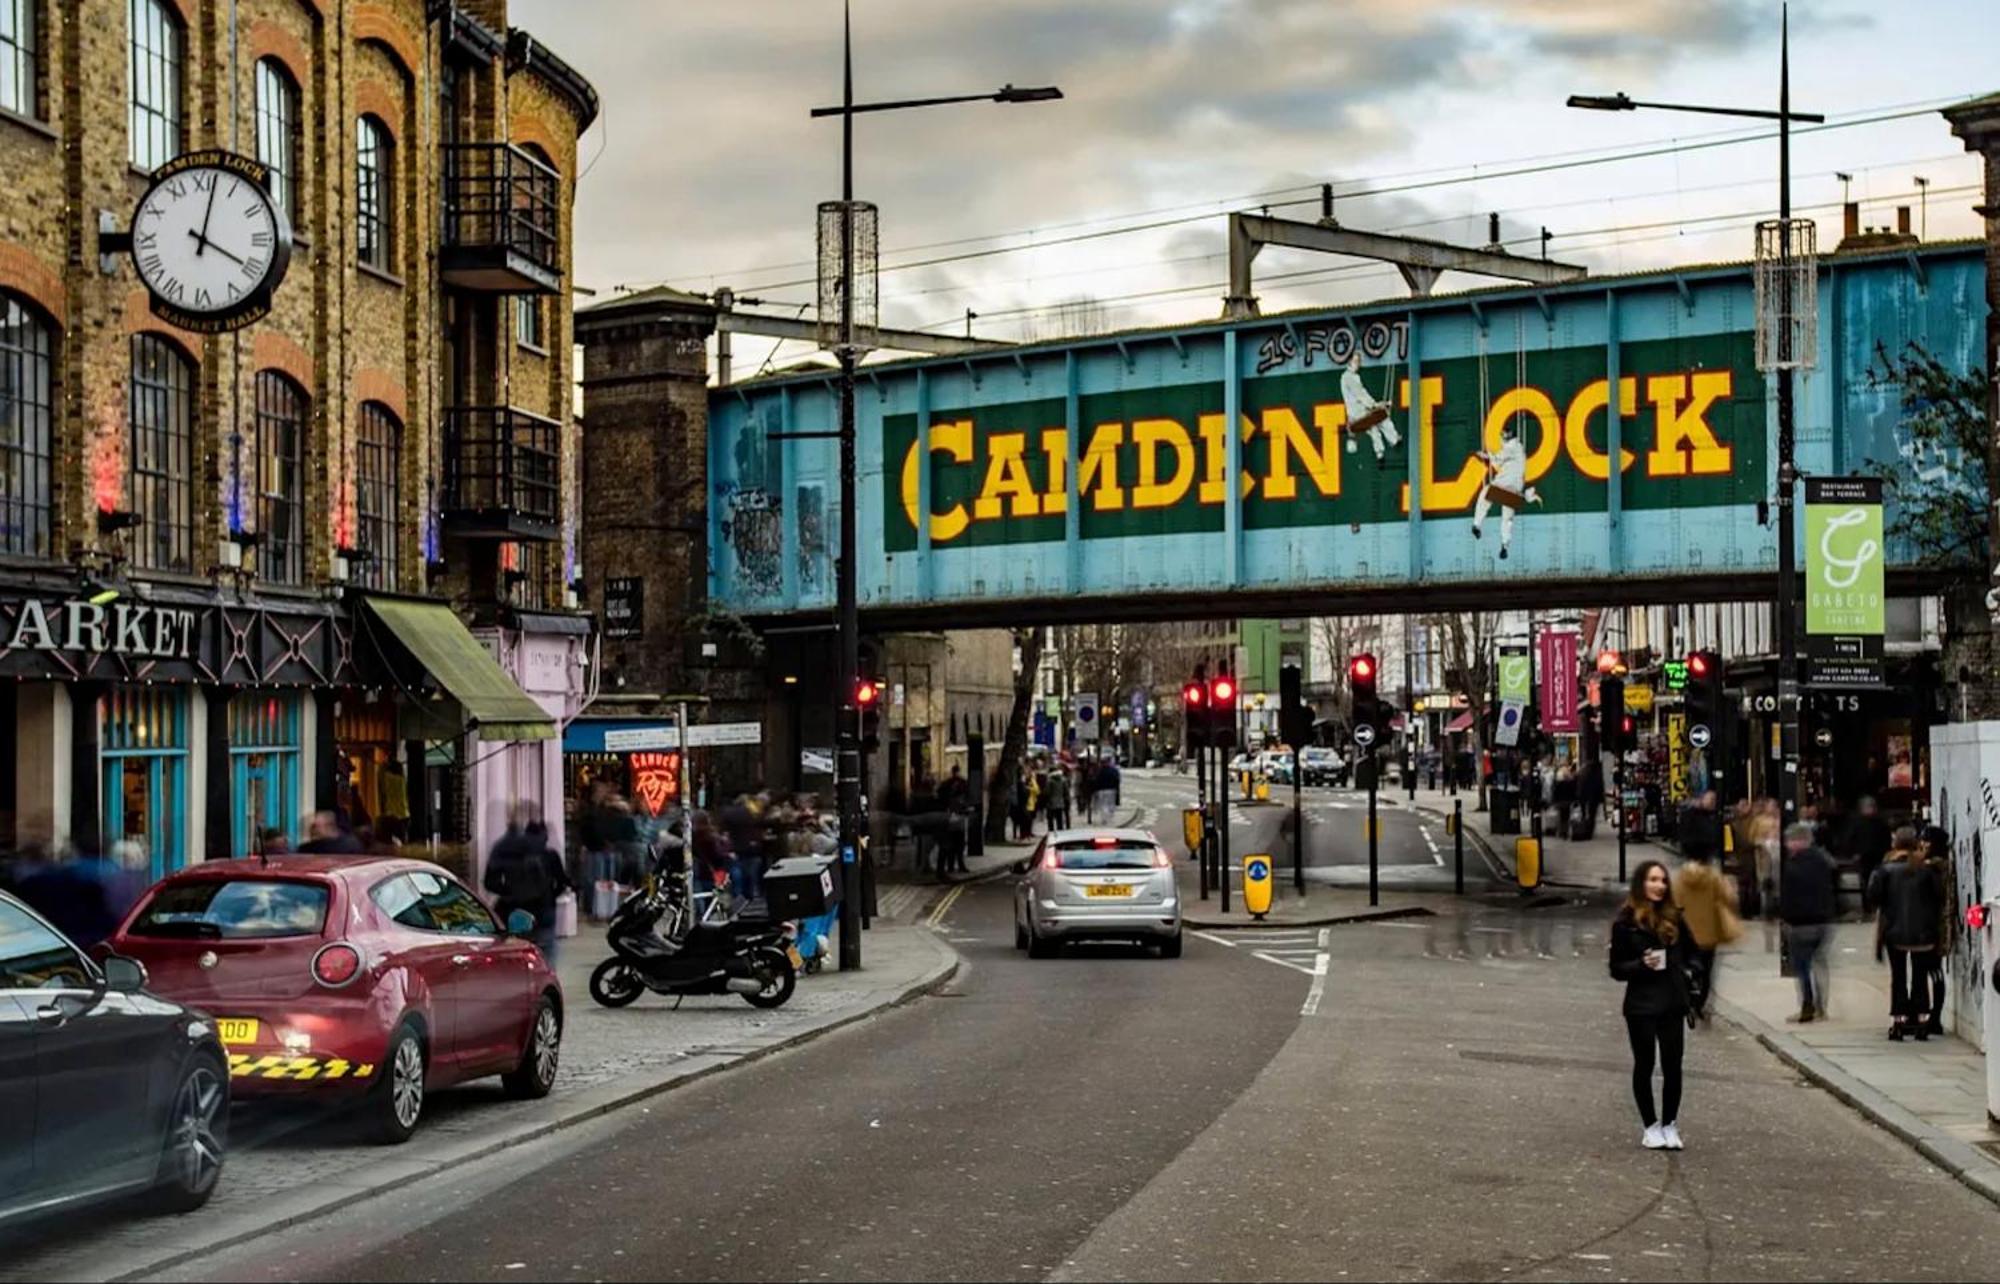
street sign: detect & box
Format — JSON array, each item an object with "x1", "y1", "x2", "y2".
[
  {"x1": 1624, "y1": 683, "x2": 1655, "y2": 713},
  {"x1": 603, "y1": 722, "x2": 763, "y2": 751},
  {"x1": 801, "y1": 747, "x2": 835, "y2": 775},
  {"x1": 1074, "y1": 692, "x2": 1099, "y2": 742},
  {"x1": 1814, "y1": 727, "x2": 1834, "y2": 748},
  {"x1": 1352, "y1": 722, "x2": 1377, "y2": 748},
  {"x1": 1688, "y1": 723, "x2": 1712, "y2": 750}
]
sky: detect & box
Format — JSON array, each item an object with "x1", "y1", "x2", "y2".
[{"x1": 516, "y1": 0, "x2": 1996, "y2": 370}]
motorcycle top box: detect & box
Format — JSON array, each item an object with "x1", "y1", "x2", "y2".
[{"x1": 763, "y1": 855, "x2": 839, "y2": 919}]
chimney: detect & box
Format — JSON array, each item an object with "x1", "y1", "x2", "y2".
[
  {"x1": 1843, "y1": 201, "x2": 1860, "y2": 240},
  {"x1": 1896, "y1": 205, "x2": 1913, "y2": 237}
]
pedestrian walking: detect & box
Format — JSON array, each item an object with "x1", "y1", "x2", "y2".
[
  {"x1": 1869, "y1": 826, "x2": 1945, "y2": 1041},
  {"x1": 1777, "y1": 822, "x2": 1839, "y2": 1022},
  {"x1": 1673, "y1": 846, "x2": 1741, "y2": 1022},
  {"x1": 1609, "y1": 860, "x2": 1692, "y2": 1151},
  {"x1": 1098, "y1": 756, "x2": 1122, "y2": 823},
  {"x1": 1043, "y1": 765, "x2": 1071, "y2": 831},
  {"x1": 484, "y1": 807, "x2": 563, "y2": 956}
]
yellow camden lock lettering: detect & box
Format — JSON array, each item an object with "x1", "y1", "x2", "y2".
[{"x1": 897, "y1": 362, "x2": 1739, "y2": 543}]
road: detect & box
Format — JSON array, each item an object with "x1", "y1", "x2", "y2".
[
  {"x1": 1116, "y1": 766, "x2": 1492, "y2": 891},
  {"x1": 168, "y1": 884, "x2": 2000, "y2": 1283}
]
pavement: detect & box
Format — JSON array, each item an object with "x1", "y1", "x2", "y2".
[
  {"x1": 0, "y1": 911, "x2": 961, "y2": 1284},
  {"x1": 152, "y1": 889, "x2": 2000, "y2": 1282},
  {"x1": 1713, "y1": 921, "x2": 2000, "y2": 1207}
]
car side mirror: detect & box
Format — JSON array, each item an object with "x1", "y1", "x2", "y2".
[
  {"x1": 102, "y1": 955, "x2": 148, "y2": 994},
  {"x1": 504, "y1": 909, "x2": 537, "y2": 937}
]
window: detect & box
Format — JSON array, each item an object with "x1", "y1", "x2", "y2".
[
  {"x1": 514, "y1": 295, "x2": 544, "y2": 349},
  {"x1": 128, "y1": 0, "x2": 182, "y2": 170},
  {"x1": 356, "y1": 401, "x2": 401, "y2": 589},
  {"x1": 401, "y1": 870, "x2": 497, "y2": 936},
  {"x1": 0, "y1": 900, "x2": 91, "y2": 989},
  {"x1": 253, "y1": 372, "x2": 306, "y2": 583},
  {"x1": 0, "y1": 293, "x2": 53, "y2": 558},
  {"x1": 254, "y1": 57, "x2": 299, "y2": 222},
  {"x1": 129, "y1": 333, "x2": 195, "y2": 573},
  {"x1": 101, "y1": 684, "x2": 188, "y2": 881},
  {"x1": 128, "y1": 879, "x2": 329, "y2": 940},
  {"x1": 0, "y1": 0, "x2": 36, "y2": 119},
  {"x1": 356, "y1": 115, "x2": 392, "y2": 271},
  {"x1": 229, "y1": 691, "x2": 300, "y2": 853}
]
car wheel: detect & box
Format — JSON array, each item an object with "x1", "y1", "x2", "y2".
[
  {"x1": 149, "y1": 1054, "x2": 227, "y2": 1214},
  {"x1": 589, "y1": 958, "x2": 646, "y2": 1008},
  {"x1": 363, "y1": 1022, "x2": 427, "y2": 1145},
  {"x1": 1014, "y1": 914, "x2": 1029, "y2": 950},
  {"x1": 1026, "y1": 916, "x2": 1057, "y2": 959},
  {"x1": 1159, "y1": 931, "x2": 1184, "y2": 959},
  {"x1": 743, "y1": 946, "x2": 797, "y2": 1009},
  {"x1": 502, "y1": 994, "x2": 561, "y2": 1100}
]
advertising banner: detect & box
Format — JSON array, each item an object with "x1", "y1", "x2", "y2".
[
  {"x1": 1538, "y1": 631, "x2": 1579, "y2": 733},
  {"x1": 1497, "y1": 646, "x2": 1531, "y2": 706},
  {"x1": 1804, "y1": 476, "x2": 1885, "y2": 688}
]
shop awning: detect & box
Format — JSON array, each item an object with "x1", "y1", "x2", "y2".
[
  {"x1": 360, "y1": 597, "x2": 555, "y2": 742},
  {"x1": 1445, "y1": 711, "x2": 1476, "y2": 733}
]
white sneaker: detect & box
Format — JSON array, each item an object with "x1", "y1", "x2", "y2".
[
  {"x1": 1642, "y1": 1124, "x2": 1668, "y2": 1150},
  {"x1": 1662, "y1": 1123, "x2": 1684, "y2": 1151}
]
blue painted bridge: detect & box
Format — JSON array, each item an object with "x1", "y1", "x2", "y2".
[{"x1": 708, "y1": 242, "x2": 1985, "y2": 627}]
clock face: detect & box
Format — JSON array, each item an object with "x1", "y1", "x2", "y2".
[{"x1": 131, "y1": 153, "x2": 292, "y2": 331}]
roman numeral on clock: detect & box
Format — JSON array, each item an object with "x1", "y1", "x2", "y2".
[{"x1": 241, "y1": 258, "x2": 266, "y2": 280}]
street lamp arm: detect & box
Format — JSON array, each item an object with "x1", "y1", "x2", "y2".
[
  {"x1": 811, "y1": 85, "x2": 1061, "y2": 118},
  {"x1": 1567, "y1": 91, "x2": 1824, "y2": 124}
]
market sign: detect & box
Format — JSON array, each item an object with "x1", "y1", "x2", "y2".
[
  {"x1": 4, "y1": 598, "x2": 199, "y2": 660},
  {"x1": 1804, "y1": 476, "x2": 1885, "y2": 688}
]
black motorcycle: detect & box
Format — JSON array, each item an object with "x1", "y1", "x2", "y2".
[{"x1": 588, "y1": 871, "x2": 799, "y2": 1010}]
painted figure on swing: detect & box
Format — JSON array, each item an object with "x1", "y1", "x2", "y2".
[{"x1": 1339, "y1": 351, "x2": 1400, "y2": 462}]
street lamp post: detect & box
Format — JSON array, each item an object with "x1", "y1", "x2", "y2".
[
  {"x1": 813, "y1": 2, "x2": 1059, "y2": 970},
  {"x1": 1568, "y1": 4, "x2": 1823, "y2": 831}
]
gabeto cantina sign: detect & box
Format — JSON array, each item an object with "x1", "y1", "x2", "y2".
[{"x1": 4, "y1": 599, "x2": 200, "y2": 660}]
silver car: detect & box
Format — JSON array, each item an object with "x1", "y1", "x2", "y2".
[{"x1": 1013, "y1": 828, "x2": 1182, "y2": 959}]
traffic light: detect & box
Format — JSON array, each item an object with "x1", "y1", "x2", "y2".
[
  {"x1": 1349, "y1": 653, "x2": 1380, "y2": 748},
  {"x1": 1685, "y1": 649, "x2": 1723, "y2": 754},
  {"x1": 854, "y1": 675, "x2": 882, "y2": 754},
  {"x1": 1279, "y1": 661, "x2": 1313, "y2": 748},
  {"x1": 1184, "y1": 663, "x2": 1210, "y2": 749},
  {"x1": 1210, "y1": 668, "x2": 1239, "y2": 749},
  {"x1": 1600, "y1": 674, "x2": 1627, "y2": 752}
]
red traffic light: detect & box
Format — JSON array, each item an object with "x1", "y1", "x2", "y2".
[
  {"x1": 1687, "y1": 651, "x2": 1710, "y2": 679},
  {"x1": 1183, "y1": 682, "x2": 1205, "y2": 707},
  {"x1": 1212, "y1": 676, "x2": 1236, "y2": 703},
  {"x1": 1350, "y1": 655, "x2": 1374, "y2": 682},
  {"x1": 855, "y1": 679, "x2": 880, "y2": 707},
  {"x1": 1969, "y1": 903, "x2": 1988, "y2": 931}
]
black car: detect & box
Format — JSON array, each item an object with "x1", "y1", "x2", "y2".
[{"x1": 1, "y1": 889, "x2": 229, "y2": 1225}]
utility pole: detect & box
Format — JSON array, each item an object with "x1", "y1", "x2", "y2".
[{"x1": 833, "y1": 4, "x2": 862, "y2": 971}]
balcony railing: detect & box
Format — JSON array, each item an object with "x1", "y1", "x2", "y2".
[
  {"x1": 442, "y1": 407, "x2": 561, "y2": 540},
  {"x1": 440, "y1": 143, "x2": 562, "y2": 294}
]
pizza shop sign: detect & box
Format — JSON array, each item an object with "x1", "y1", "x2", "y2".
[{"x1": 4, "y1": 598, "x2": 200, "y2": 660}]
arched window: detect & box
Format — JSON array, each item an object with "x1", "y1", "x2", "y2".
[
  {"x1": 254, "y1": 57, "x2": 300, "y2": 222},
  {"x1": 0, "y1": 0, "x2": 39, "y2": 119},
  {"x1": 254, "y1": 372, "x2": 306, "y2": 584},
  {"x1": 356, "y1": 401, "x2": 401, "y2": 590},
  {"x1": 356, "y1": 115, "x2": 392, "y2": 271},
  {"x1": 129, "y1": 333, "x2": 195, "y2": 572},
  {"x1": 0, "y1": 293, "x2": 53, "y2": 558},
  {"x1": 127, "y1": 0, "x2": 182, "y2": 170}
]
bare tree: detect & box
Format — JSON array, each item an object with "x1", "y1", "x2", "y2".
[
  {"x1": 1426, "y1": 610, "x2": 1503, "y2": 809},
  {"x1": 986, "y1": 626, "x2": 1045, "y2": 843}
]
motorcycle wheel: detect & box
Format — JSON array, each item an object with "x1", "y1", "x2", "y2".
[
  {"x1": 589, "y1": 958, "x2": 646, "y2": 1008},
  {"x1": 742, "y1": 947, "x2": 797, "y2": 1009}
]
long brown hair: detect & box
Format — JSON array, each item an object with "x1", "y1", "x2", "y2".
[{"x1": 1622, "y1": 859, "x2": 1681, "y2": 944}]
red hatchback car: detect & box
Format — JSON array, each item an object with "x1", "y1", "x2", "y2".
[{"x1": 105, "y1": 857, "x2": 562, "y2": 1144}]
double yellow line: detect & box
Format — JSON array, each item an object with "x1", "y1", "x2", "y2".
[{"x1": 925, "y1": 883, "x2": 966, "y2": 928}]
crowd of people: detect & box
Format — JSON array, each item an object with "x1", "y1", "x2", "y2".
[{"x1": 1007, "y1": 754, "x2": 1120, "y2": 840}]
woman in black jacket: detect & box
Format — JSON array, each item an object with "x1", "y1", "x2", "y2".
[{"x1": 1610, "y1": 860, "x2": 1692, "y2": 1151}]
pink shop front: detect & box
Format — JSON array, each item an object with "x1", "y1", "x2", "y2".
[{"x1": 464, "y1": 613, "x2": 591, "y2": 888}]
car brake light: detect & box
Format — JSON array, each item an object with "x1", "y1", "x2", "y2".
[
  {"x1": 311, "y1": 942, "x2": 363, "y2": 988},
  {"x1": 1151, "y1": 848, "x2": 1172, "y2": 868},
  {"x1": 1041, "y1": 846, "x2": 1062, "y2": 870},
  {"x1": 1092, "y1": 835, "x2": 1118, "y2": 847}
]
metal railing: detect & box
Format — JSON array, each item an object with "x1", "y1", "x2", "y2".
[
  {"x1": 442, "y1": 407, "x2": 560, "y2": 529},
  {"x1": 441, "y1": 143, "x2": 560, "y2": 277}
]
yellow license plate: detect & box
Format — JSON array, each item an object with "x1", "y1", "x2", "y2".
[
  {"x1": 786, "y1": 946, "x2": 804, "y2": 968},
  {"x1": 1086, "y1": 884, "x2": 1133, "y2": 898},
  {"x1": 216, "y1": 1018, "x2": 261, "y2": 1045}
]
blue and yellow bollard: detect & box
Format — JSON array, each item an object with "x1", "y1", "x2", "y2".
[{"x1": 1242, "y1": 853, "x2": 1274, "y2": 919}]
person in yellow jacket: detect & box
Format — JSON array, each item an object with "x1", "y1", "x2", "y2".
[{"x1": 1674, "y1": 850, "x2": 1744, "y2": 1023}]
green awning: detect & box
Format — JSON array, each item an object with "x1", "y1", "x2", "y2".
[{"x1": 362, "y1": 597, "x2": 556, "y2": 742}]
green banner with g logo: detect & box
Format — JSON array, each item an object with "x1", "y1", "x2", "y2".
[{"x1": 1805, "y1": 477, "x2": 1884, "y2": 636}]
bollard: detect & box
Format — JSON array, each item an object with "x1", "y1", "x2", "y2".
[
  {"x1": 1454, "y1": 797, "x2": 1465, "y2": 895},
  {"x1": 1518, "y1": 806, "x2": 1543, "y2": 891}
]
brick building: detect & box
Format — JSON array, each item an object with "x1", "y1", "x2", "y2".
[{"x1": 0, "y1": 0, "x2": 596, "y2": 875}]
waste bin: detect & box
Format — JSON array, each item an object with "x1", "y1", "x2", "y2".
[{"x1": 1489, "y1": 786, "x2": 1521, "y2": 835}]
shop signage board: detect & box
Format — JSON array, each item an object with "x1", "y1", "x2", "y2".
[
  {"x1": 1666, "y1": 712, "x2": 1689, "y2": 804},
  {"x1": 1624, "y1": 683, "x2": 1655, "y2": 713},
  {"x1": 0, "y1": 591, "x2": 349, "y2": 688},
  {"x1": 1804, "y1": 476, "x2": 1885, "y2": 688},
  {"x1": 1538, "y1": 630, "x2": 1579, "y2": 733},
  {"x1": 628, "y1": 751, "x2": 681, "y2": 814},
  {"x1": 602, "y1": 577, "x2": 643, "y2": 640}
]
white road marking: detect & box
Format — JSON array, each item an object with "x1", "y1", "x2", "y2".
[
  {"x1": 1188, "y1": 929, "x2": 1239, "y2": 949},
  {"x1": 1421, "y1": 828, "x2": 1443, "y2": 866},
  {"x1": 1301, "y1": 928, "x2": 1332, "y2": 1016},
  {"x1": 1254, "y1": 951, "x2": 1319, "y2": 976}
]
